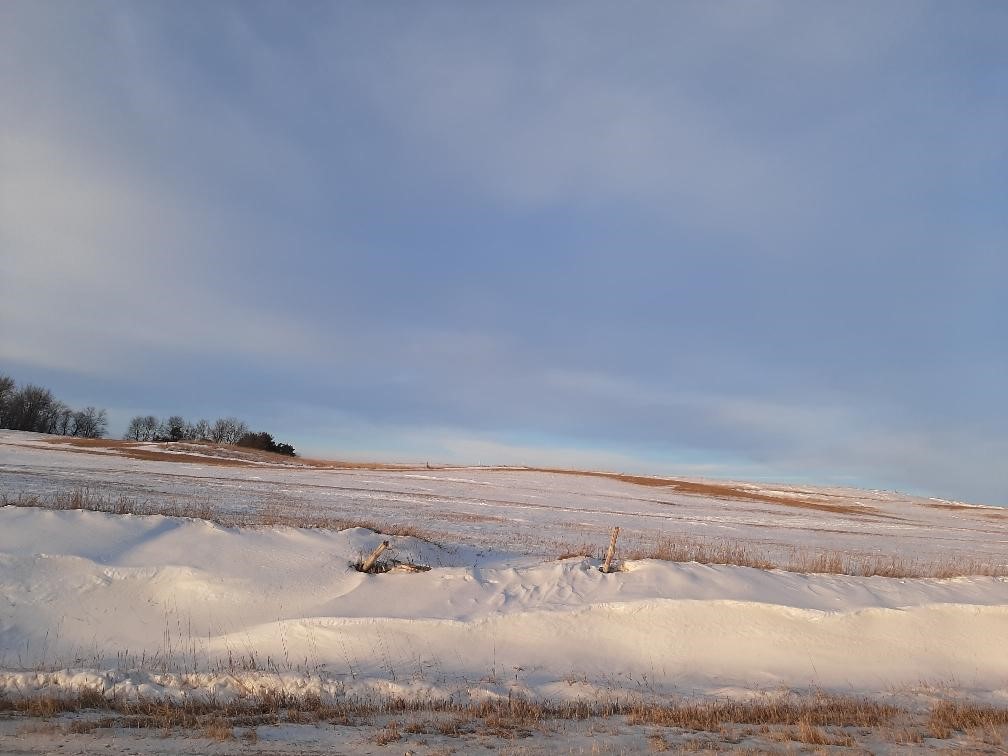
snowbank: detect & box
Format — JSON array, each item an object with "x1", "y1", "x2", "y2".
[{"x1": 2, "y1": 506, "x2": 1006, "y2": 704}]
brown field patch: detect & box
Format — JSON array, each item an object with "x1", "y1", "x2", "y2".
[
  {"x1": 522, "y1": 467, "x2": 887, "y2": 517},
  {"x1": 38, "y1": 437, "x2": 292, "y2": 468},
  {"x1": 920, "y1": 499, "x2": 996, "y2": 512},
  {"x1": 34, "y1": 436, "x2": 426, "y2": 470}
]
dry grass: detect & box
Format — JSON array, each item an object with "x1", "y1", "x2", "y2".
[
  {"x1": 201, "y1": 718, "x2": 234, "y2": 741},
  {"x1": 1, "y1": 489, "x2": 215, "y2": 520},
  {"x1": 795, "y1": 715, "x2": 855, "y2": 746},
  {"x1": 623, "y1": 535, "x2": 1008, "y2": 579},
  {"x1": 625, "y1": 537, "x2": 775, "y2": 571},
  {"x1": 887, "y1": 725, "x2": 924, "y2": 745},
  {"x1": 2, "y1": 685, "x2": 1006, "y2": 749},
  {"x1": 403, "y1": 717, "x2": 433, "y2": 734},
  {"x1": 371, "y1": 720, "x2": 401, "y2": 745},
  {"x1": 626, "y1": 692, "x2": 896, "y2": 730},
  {"x1": 648, "y1": 732, "x2": 672, "y2": 751},
  {"x1": 556, "y1": 543, "x2": 599, "y2": 560},
  {"x1": 0, "y1": 689, "x2": 602, "y2": 742},
  {"x1": 1, "y1": 489, "x2": 444, "y2": 544},
  {"x1": 928, "y1": 700, "x2": 1008, "y2": 740}
]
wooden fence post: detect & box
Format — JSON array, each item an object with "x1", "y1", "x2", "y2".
[
  {"x1": 601, "y1": 526, "x2": 620, "y2": 573},
  {"x1": 361, "y1": 540, "x2": 389, "y2": 573}
]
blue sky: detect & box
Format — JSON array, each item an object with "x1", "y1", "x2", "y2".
[{"x1": 1, "y1": 2, "x2": 1005, "y2": 503}]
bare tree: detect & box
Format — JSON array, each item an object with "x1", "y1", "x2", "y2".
[
  {"x1": 211, "y1": 417, "x2": 248, "y2": 445},
  {"x1": 73, "y1": 407, "x2": 107, "y2": 439},
  {"x1": 163, "y1": 415, "x2": 187, "y2": 442},
  {"x1": 37, "y1": 399, "x2": 62, "y2": 434},
  {"x1": 139, "y1": 415, "x2": 160, "y2": 441},
  {"x1": 190, "y1": 419, "x2": 212, "y2": 441},
  {"x1": 7, "y1": 384, "x2": 55, "y2": 432},
  {"x1": 0, "y1": 374, "x2": 14, "y2": 428},
  {"x1": 125, "y1": 416, "x2": 145, "y2": 441},
  {"x1": 0, "y1": 375, "x2": 108, "y2": 440},
  {"x1": 50, "y1": 401, "x2": 75, "y2": 436},
  {"x1": 210, "y1": 418, "x2": 227, "y2": 443}
]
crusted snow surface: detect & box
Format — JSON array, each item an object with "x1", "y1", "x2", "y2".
[
  {"x1": 2, "y1": 505, "x2": 1007, "y2": 707},
  {"x1": 3, "y1": 429, "x2": 1008, "y2": 567}
]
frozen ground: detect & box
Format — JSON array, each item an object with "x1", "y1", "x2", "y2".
[
  {"x1": 1, "y1": 430, "x2": 1007, "y2": 752},
  {"x1": 2, "y1": 430, "x2": 1006, "y2": 565}
]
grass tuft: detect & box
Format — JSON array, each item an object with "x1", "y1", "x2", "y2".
[
  {"x1": 370, "y1": 720, "x2": 401, "y2": 745},
  {"x1": 928, "y1": 700, "x2": 1008, "y2": 739},
  {"x1": 626, "y1": 692, "x2": 897, "y2": 730},
  {"x1": 201, "y1": 718, "x2": 234, "y2": 741},
  {"x1": 622, "y1": 535, "x2": 1008, "y2": 579}
]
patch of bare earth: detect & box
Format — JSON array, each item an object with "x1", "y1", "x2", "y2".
[
  {"x1": 33, "y1": 436, "x2": 425, "y2": 470},
  {"x1": 522, "y1": 467, "x2": 891, "y2": 517}
]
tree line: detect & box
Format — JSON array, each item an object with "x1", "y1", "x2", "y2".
[
  {"x1": 125, "y1": 414, "x2": 295, "y2": 456},
  {"x1": 0, "y1": 374, "x2": 108, "y2": 438},
  {"x1": 1, "y1": 374, "x2": 295, "y2": 456}
]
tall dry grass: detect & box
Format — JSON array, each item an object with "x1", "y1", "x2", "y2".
[
  {"x1": 928, "y1": 700, "x2": 1008, "y2": 740},
  {"x1": 626, "y1": 691, "x2": 896, "y2": 730},
  {"x1": 4, "y1": 685, "x2": 1003, "y2": 748},
  {"x1": 1, "y1": 489, "x2": 442, "y2": 543},
  {"x1": 0, "y1": 686, "x2": 893, "y2": 729},
  {"x1": 622, "y1": 535, "x2": 1008, "y2": 579}
]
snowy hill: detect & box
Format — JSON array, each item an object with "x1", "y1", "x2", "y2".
[{"x1": 2, "y1": 429, "x2": 1007, "y2": 751}]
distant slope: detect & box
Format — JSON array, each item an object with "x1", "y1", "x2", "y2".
[{"x1": 2, "y1": 429, "x2": 1006, "y2": 569}]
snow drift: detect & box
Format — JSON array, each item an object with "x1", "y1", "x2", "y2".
[{"x1": 2, "y1": 506, "x2": 1007, "y2": 705}]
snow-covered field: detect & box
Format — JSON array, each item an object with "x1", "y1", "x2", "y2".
[
  {"x1": 2, "y1": 430, "x2": 1007, "y2": 752},
  {"x1": 4, "y1": 431, "x2": 1006, "y2": 565}
]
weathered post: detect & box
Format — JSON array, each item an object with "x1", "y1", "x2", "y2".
[
  {"x1": 361, "y1": 540, "x2": 390, "y2": 573},
  {"x1": 601, "y1": 526, "x2": 620, "y2": 573}
]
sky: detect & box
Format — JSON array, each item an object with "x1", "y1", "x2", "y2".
[{"x1": 1, "y1": 2, "x2": 1005, "y2": 504}]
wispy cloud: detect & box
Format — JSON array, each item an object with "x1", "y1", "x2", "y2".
[{"x1": 1, "y1": 2, "x2": 1004, "y2": 503}]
